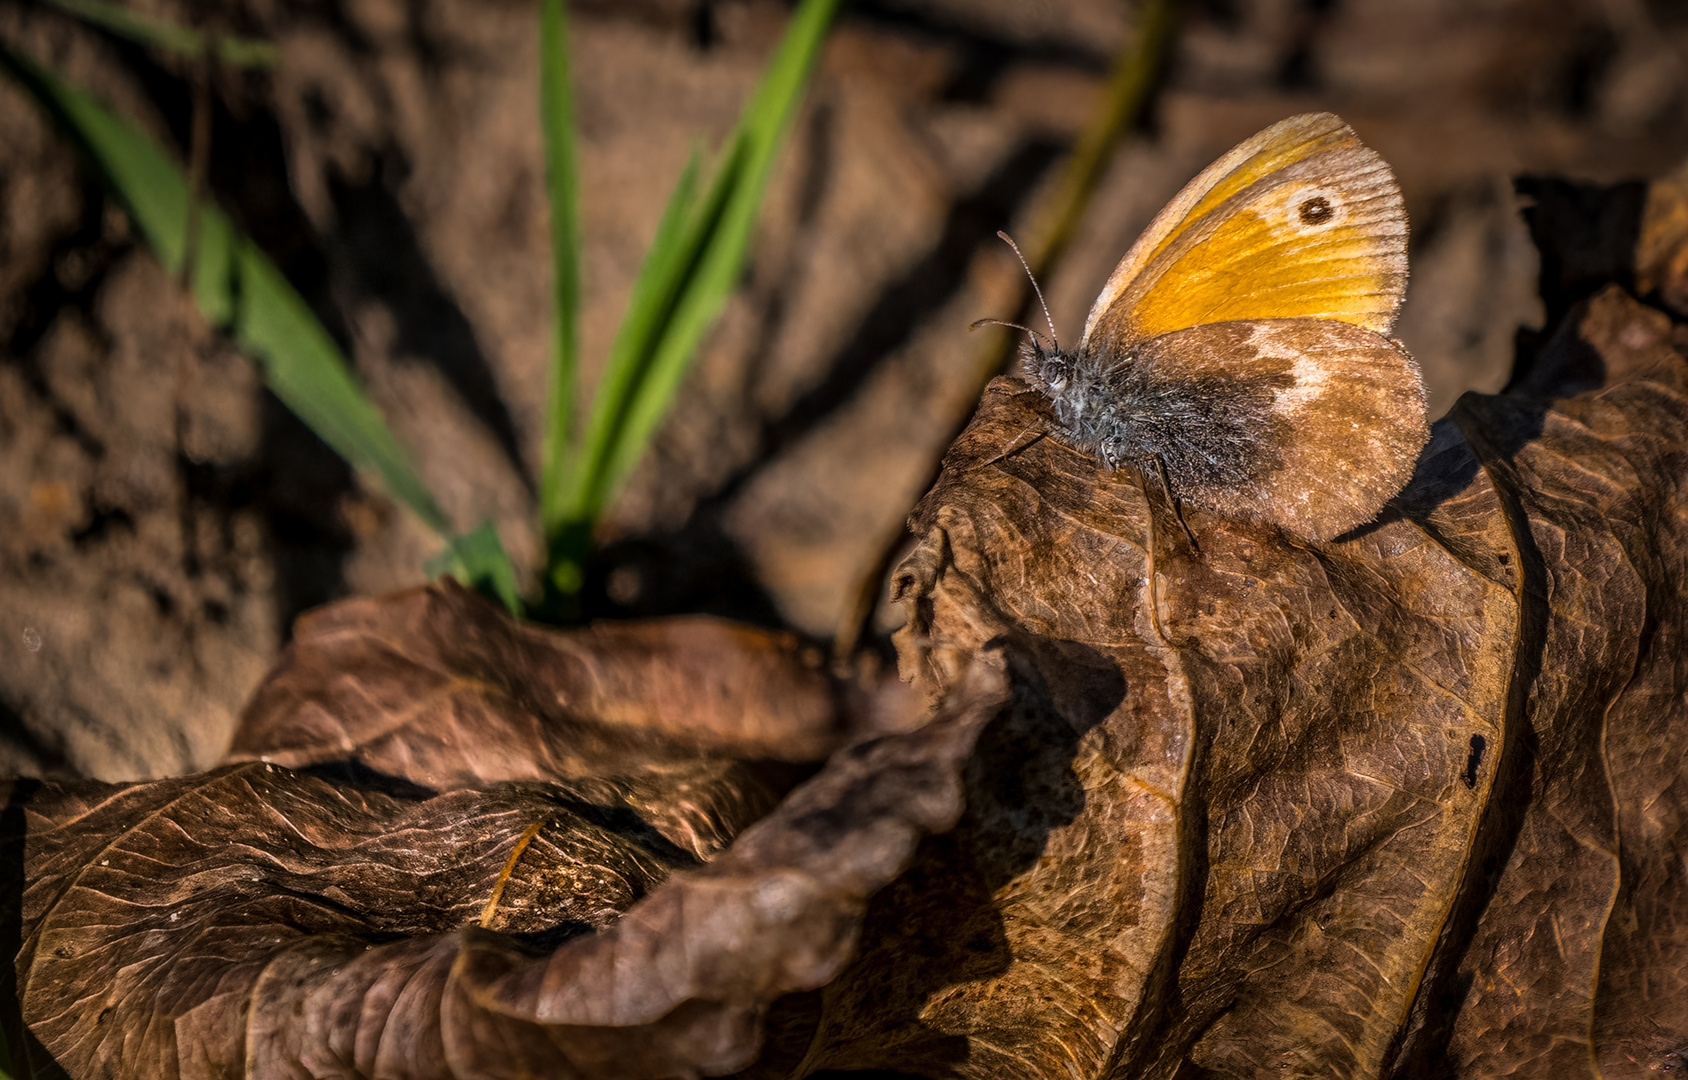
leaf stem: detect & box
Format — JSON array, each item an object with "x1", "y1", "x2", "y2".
[{"x1": 478, "y1": 819, "x2": 547, "y2": 928}]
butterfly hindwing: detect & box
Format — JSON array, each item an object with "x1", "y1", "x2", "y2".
[
  {"x1": 1112, "y1": 319, "x2": 1429, "y2": 541},
  {"x1": 1080, "y1": 113, "x2": 1408, "y2": 355}
]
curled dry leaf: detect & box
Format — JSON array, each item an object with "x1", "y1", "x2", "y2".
[
  {"x1": 3, "y1": 632, "x2": 1008, "y2": 1080},
  {"x1": 228, "y1": 580, "x2": 866, "y2": 786},
  {"x1": 778, "y1": 279, "x2": 1686, "y2": 1079}
]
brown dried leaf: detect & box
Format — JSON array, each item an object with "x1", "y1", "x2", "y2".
[
  {"x1": 228, "y1": 580, "x2": 861, "y2": 787},
  {"x1": 807, "y1": 281, "x2": 1687, "y2": 1078},
  {"x1": 1410, "y1": 286, "x2": 1688, "y2": 1079},
  {"x1": 14, "y1": 286, "x2": 1688, "y2": 1078},
  {"x1": 5, "y1": 649, "x2": 1008, "y2": 1080}
]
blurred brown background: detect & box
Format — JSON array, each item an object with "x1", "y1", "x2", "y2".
[{"x1": 2, "y1": 0, "x2": 1686, "y2": 780}]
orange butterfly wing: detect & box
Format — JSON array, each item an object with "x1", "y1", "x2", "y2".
[{"x1": 1080, "y1": 113, "x2": 1409, "y2": 355}]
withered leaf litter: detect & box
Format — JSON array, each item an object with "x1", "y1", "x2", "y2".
[{"x1": 6, "y1": 167, "x2": 1688, "y2": 1080}]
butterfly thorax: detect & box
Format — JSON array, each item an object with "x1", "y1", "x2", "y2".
[{"x1": 1021, "y1": 341, "x2": 1120, "y2": 452}]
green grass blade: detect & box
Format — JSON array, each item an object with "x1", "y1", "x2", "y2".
[
  {"x1": 0, "y1": 47, "x2": 522, "y2": 602},
  {"x1": 602, "y1": 0, "x2": 838, "y2": 498},
  {"x1": 574, "y1": 146, "x2": 708, "y2": 482},
  {"x1": 547, "y1": 0, "x2": 837, "y2": 585},
  {"x1": 570, "y1": 134, "x2": 744, "y2": 525},
  {"x1": 545, "y1": 144, "x2": 703, "y2": 582},
  {"x1": 591, "y1": 0, "x2": 838, "y2": 513},
  {"x1": 229, "y1": 246, "x2": 450, "y2": 533},
  {"x1": 587, "y1": 0, "x2": 837, "y2": 513},
  {"x1": 537, "y1": 0, "x2": 583, "y2": 539},
  {"x1": 5, "y1": 45, "x2": 236, "y2": 320},
  {"x1": 425, "y1": 519, "x2": 522, "y2": 612},
  {"x1": 42, "y1": 0, "x2": 280, "y2": 68}
]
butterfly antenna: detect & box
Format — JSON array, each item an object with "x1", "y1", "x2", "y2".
[
  {"x1": 969, "y1": 317, "x2": 1052, "y2": 350},
  {"x1": 996, "y1": 230, "x2": 1059, "y2": 352}
]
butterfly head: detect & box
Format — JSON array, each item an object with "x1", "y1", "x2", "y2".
[{"x1": 1019, "y1": 336, "x2": 1076, "y2": 398}]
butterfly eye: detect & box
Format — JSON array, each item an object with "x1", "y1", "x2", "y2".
[
  {"x1": 1042, "y1": 356, "x2": 1070, "y2": 386},
  {"x1": 1298, "y1": 196, "x2": 1334, "y2": 225}
]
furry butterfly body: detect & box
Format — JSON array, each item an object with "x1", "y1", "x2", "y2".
[{"x1": 1018, "y1": 113, "x2": 1430, "y2": 542}]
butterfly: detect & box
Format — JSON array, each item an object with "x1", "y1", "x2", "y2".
[{"x1": 997, "y1": 112, "x2": 1429, "y2": 543}]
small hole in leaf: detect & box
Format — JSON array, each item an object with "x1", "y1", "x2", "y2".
[{"x1": 1463, "y1": 734, "x2": 1487, "y2": 788}]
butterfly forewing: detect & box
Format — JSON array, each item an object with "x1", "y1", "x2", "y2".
[
  {"x1": 1124, "y1": 319, "x2": 1429, "y2": 541},
  {"x1": 1080, "y1": 113, "x2": 1408, "y2": 354}
]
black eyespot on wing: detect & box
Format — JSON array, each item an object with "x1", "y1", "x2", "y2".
[{"x1": 1298, "y1": 196, "x2": 1334, "y2": 225}]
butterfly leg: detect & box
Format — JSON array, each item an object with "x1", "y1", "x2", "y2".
[{"x1": 1151, "y1": 455, "x2": 1200, "y2": 552}]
